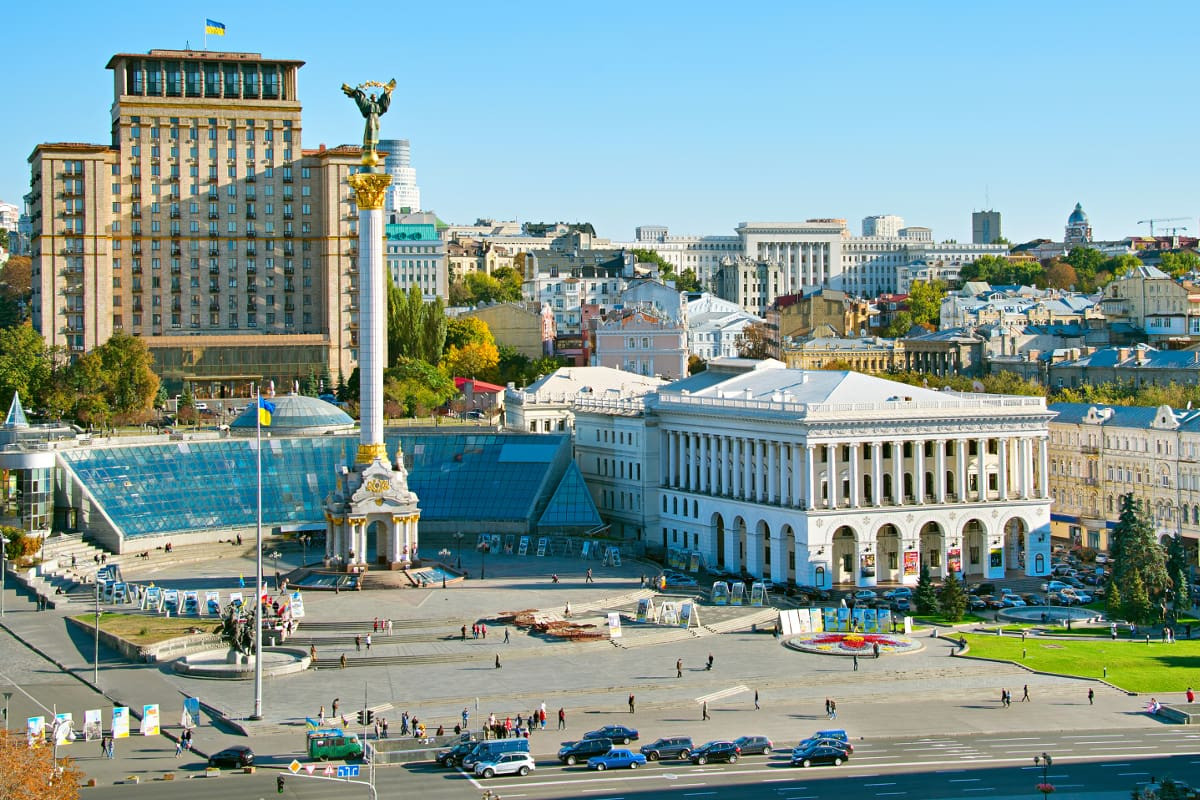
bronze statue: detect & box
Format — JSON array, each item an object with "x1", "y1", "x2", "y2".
[{"x1": 341, "y1": 79, "x2": 397, "y2": 166}]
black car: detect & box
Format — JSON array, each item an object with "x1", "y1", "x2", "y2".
[
  {"x1": 791, "y1": 742, "x2": 850, "y2": 768},
  {"x1": 969, "y1": 582, "x2": 997, "y2": 596},
  {"x1": 559, "y1": 738, "x2": 613, "y2": 766},
  {"x1": 793, "y1": 585, "x2": 832, "y2": 601},
  {"x1": 437, "y1": 739, "x2": 479, "y2": 768},
  {"x1": 733, "y1": 735, "x2": 773, "y2": 755},
  {"x1": 640, "y1": 736, "x2": 694, "y2": 761},
  {"x1": 690, "y1": 740, "x2": 740, "y2": 765},
  {"x1": 584, "y1": 725, "x2": 639, "y2": 744},
  {"x1": 208, "y1": 745, "x2": 254, "y2": 768}
]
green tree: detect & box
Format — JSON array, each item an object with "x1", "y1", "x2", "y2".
[
  {"x1": 1109, "y1": 494, "x2": 1169, "y2": 623},
  {"x1": 491, "y1": 265, "x2": 525, "y2": 302},
  {"x1": 383, "y1": 357, "x2": 456, "y2": 417},
  {"x1": 687, "y1": 355, "x2": 707, "y2": 375},
  {"x1": 1158, "y1": 251, "x2": 1200, "y2": 279},
  {"x1": 444, "y1": 316, "x2": 495, "y2": 352},
  {"x1": 915, "y1": 564, "x2": 939, "y2": 615},
  {"x1": 1063, "y1": 247, "x2": 1105, "y2": 280},
  {"x1": 302, "y1": 369, "x2": 319, "y2": 397},
  {"x1": 1104, "y1": 580, "x2": 1123, "y2": 621},
  {"x1": 1105, "y1": 253, "x2": 1143, "y2": 278},
  {"x1": 463, "y1": 271, "x2": 505, "y2": 305},
  {"x1": 495, "y1": 345, "x2": 531, "y2": 387},
  {"x1": 0, "y1": 324, "x2": 51, "y2": 414},
  {"x1": 631, "y1": 249, "x2": 700, "y2": 291},
  {"x1": 91, "y1": 332, "x2": 159, "y2": 422},
  {"x1": 443, "y1": 340, "x2": 500, "y2": 380},
  {"x1": 884, "y1": 311, "x2": 915, "y2": 338},
  {"x1": 177, "y1": 387, "x2": 198, "y2": 425},
  {"x1": 339, "y1": 368, "x2": 361, "y2": 403},
  {"x1": 906, "y1": 280, "x2": 946, "y2": 327},
  {"x1": 938, "y1": 569, "x2": 968, "y2": 621},
  {"x1": 420, "y1": 296, "x2": 447, "y2": 362},
  {"x1": 0, "y1": 255, "x2": 32, "y2": 329},
  {"x1": 1165, "y1": 533, "x2": 1191, "y2": 615}
]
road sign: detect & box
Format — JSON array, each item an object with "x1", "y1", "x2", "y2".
[
  {"x1": 304, "y1": 764, "x2": 315, "y2": 775},
  {"x1": 288, "y1": 760, "x2": 302, "y2": 774},
  {"x1": 323, "y1": 765, "x2": 335, "y2": 776},
  {"x1": 337, "y1": 765, "x2": 360, "y2": 778}
]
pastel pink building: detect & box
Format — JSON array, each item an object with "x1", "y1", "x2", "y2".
[{"x1": 593, "y1": 309, "x2": 688, "y2": 380}]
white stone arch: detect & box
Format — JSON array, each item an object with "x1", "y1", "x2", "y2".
[
  {"x1": 873, "y1": 522, "x2": 903, "y2": 584},
  {"x1": 959, "y1": 517, "x2": 990, "y2": 579},
  {"x1": 712, "y1": 511, "x2": 731, "y2": 570},
  {"x1": 999, "y1": 515, "x2": 1029, "y2": 573},
  {"x1": 831, "y1": 524, "x2": 858, "y2": 585},
  {"x1": 915, "y1": 519, "x2": 946, "y2": 578},
  {"x1": 733, "y1": 515, "x2": 749, "y2": 574},
  {"x1": 780, "y1": 523, "x2": 797, "y2": 584},
  {"x1": 755, "y1": 519, "x2": 772, "y2": 580}
]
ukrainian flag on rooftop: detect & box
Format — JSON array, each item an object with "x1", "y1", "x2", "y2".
[
  {"x1": 205, "y1": 19, "x2": 226, "y2": 36},
  {"x1": 256, "y1": 398, "x2": 275, "y2": 427}
]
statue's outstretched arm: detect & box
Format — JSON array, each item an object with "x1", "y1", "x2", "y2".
[{"x1": 341, "y1": 83, "x2": 355, "y2": 97}]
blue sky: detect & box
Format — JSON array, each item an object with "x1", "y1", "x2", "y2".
[{"x1": 5, "y1": 1, "x2": 1197, "y2": 244}]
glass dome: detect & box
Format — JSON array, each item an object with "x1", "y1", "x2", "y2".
[{"x1": 229, "y1": 394, "x2": 356, "y2": 435}]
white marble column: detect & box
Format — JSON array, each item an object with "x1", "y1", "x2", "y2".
[
  {"x1": 791, "y1": 444, "x2": 803, "y2": 507},
  {"x1": 849, "y1": 443, "x2": 861, "y2": 508},
  {"x1": 892, "y1": 441, "x2": 904, "y2": 505},
  {"x1": 699, "y1": 434, "x2": 709, "y2": 493},
  {"x1": 663, "y1": 430, "x2": 674, "y2": 488},
  {"x1": 998, "y1": 437, "x2": 1009, "y2": 500},
  {"x1": 914, "y1": 440, "x2": 926, "y2": 504},
  {"x1": 805, "y1": 444, "x2": 816, "y2": 510},
  {"x1": 977, "y1": 438, "x2": 988, "y2": 502},
  {"x1": 827, "y1": 443, "x2": 839, "y2": 510},
  {"x1": 352, "y1": 184, "x2": 390, "y2": 467},
  {"x1": 770, "y1": 527, "x2": 788, "y2": 584},
  {"x1": 767, "y1": 442, "x2": 777, "y2": 504},
  {"x1": 935, "y1": 439, "x2": 947, "y2": 504},
  {"x1": 957, "y1": 440, "x2": 968, "y2": 501},
  {"x1": 742, "y1": 438, "x2": 753, "y2": 501},
  {"x1": 1020, "y1": 438, "x2": 1031, "y2": 499},
  {"x1": 1038, "y1": 436, "x2": 1050, "y2": 498},
  {"x1": 871, "y1": 442, "x2": 883, "y2": 506}
]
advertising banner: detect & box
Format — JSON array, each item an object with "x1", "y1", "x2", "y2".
[
  {"x1": 205, "y1": 590, "x2": 221, "y2": 615},
  {"x1": 749, "y1": 583, "x2": 765, "y2": 607},
  {"x1": 83, "y1": 709, "x2": 103, "y2": 741},
  {"x1": 822, "y1": 607, "x2": 836, "y2": 632},
  {"x1": 182, "y1": 697, "x2": 201, "y2": 729},
  {"x1": 730, "y1": 582, "x2": 745, "y2": 606},
  {"x1": 903, "y1": 550, "x2": 919, "y2": 577},
  {"x1": 607, "y1": 612, "x2": 622, "y2": 639},
  {"x1": 27, "y1": 716, "x2": 45, "y2": 747},
  {"x1": 989, "y1": 548, "x2": 1003, "y2": 569},
  {"x1": 860, "y1": 553, "x2": 876, "y2": 578},
  {"x1": 877, "y1": 608, "x2": 894, "y2": 633},
  {"x1": 836, "y1": 607, "x2": 850, "y2": 632},
  {"x1": 635, "y1": 597, "x2": 652, "y2": 623},
  {"x1": 289, "y1": 591, "x2": 306, "y2": 619},
  {"x1": 141, "y1": 704, "x2": 160, "y2": 736},
  {"x1": 948, "y1": 548, "x2": 962, "y2": 575},
  {"x1": 679, "y1": 602, "x2": 693, "y2": 628},
  {"x1": 711, "y1": 582, "x2": 729, "y2": 606},
  {"x1": 54, "y1": 712, "x2": 73, "y2": 745},
  {"x1": 851, "y1": 607, "x2": 866, "y2": 632},
  {"x1": 795, "y1": 608, "x2": 813, "y2": 634},
  {"x1": 228, "y1": 592, "x2": 244, "y2": 610},
  {"x1": 687, "y1": 552, "x2": 701, "y2": 573},
  {"x1": 112, "y1": 707, "x2": 129, "y2": 739},
  {"x1": 182, "y1": 590, "x2": 200, "y2": 615}
]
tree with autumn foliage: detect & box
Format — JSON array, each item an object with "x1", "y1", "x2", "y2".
[{"x1": 0, "y1": 728, "x2": 83, "y2": 800}]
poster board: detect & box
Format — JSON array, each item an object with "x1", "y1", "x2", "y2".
[
  {"x1": 111, "y1": 707, "x2": 129, "y2": 739},
  {"x1": 948, "y1": 547, "x2": 962, "y2": 575},
  {"x1": 83, "y1": 709, "x2": 102, "y2": 741},
  {"x1": 607, "y1": 612, "x2": 622, "y2": 639},
  {"x1": 518, "y1": 536, "x2": 529, "y2": 556},
  {"x1": 54, "y1": 713, "x2": 73, "y2": 745},
  {"x1": 536, "y1": 537, "x2": 548, "y2": 557},
  {"x1": 141, "y1": 704, "x2": 159, "y2": 736},
  {"x1": 142, "y1": 586, "x2": 162, "y2": 611},
  {"x1": 711, "y1": 582, "x2": 730, "y2": 606},
  {"x1": 659, "y1": 601, "x2": 679, "y2": 626},
  {"x1": 477, "y1": 533, "x2": 491, "y2": 548},
  {"x1": 27, "y1": 716, "x2": 45, "y2": 747},
  {"x1": 490, "y1": 534, "x2": 502, "y2": 552},
  {"x1": 679, "y1": 601, "x2": 697, "y2": 629},
  {"x1": 289, "y1": 591, "x2": 306, "y2": 618},
  {"x1": 903, "y1": 550, "x2": 919, "y2": 578},
  {"x1": 730, "y1": 581, "x2": 746, "y2": 606},
  {"x1": 229, "y1": 591, "x2": 244, "y2": 610},
  {"x1": 749, "y1": 582, "x2": 766, "y2": 607},
  {"x1": 504, "y1": 534, "x2": 516, "y2": 554},
  {"x1": 860, "y1": 553, "x2": 876, "y2": 578},
  {"x1": 205, "y1": 591, "x2": 221, "y2": 615},
  {"x1": 580, "y1": 541, "x2": 591, "y2": 559},
  {"x1": 182, "y1": 590, "x2": 200, "y2": 615},
  {"x1": 611, "y1": 547, "x2": 621, "y2": 567},
  {"x1": 635, "y1": 597, "x2": 654, "y2": 623},
  {"x1": 163, "y1": 589, "x2": 179, "y2": 614},
  {"x1": 182, "y1": 697, "x2": 201, "y2": 729},
  {"x1": 687, "y1": 552, "x2": 701, "y2": 573}
]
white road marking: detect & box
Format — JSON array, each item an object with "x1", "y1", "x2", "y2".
[
  {"x1": 949, "y1": 778, "x2": 982, "y2": 783},
  {"x1": 864, "y1": 782, "x2": 896, "y2": 786},
  {"x1": 979, "y1": 737, "x2": 1041, "y2": 742},
  {"x1": 1119, "y1": 772, "x2": 1149, "y2": 777},
  {"x1": 1100, "y1": 763, "x2": 1131, "y2": 767},
  {"x1": 875, "y1": 793, "x2": 907, "y2": 796}
]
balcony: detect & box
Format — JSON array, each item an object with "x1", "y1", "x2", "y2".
[
  {"x1": 208, "y1": 212, "x2": 219, "y2": 220},
  {"x1": 209, "y1": 302, "x2": 221, "y2": 312},
  {"x1": 170, "y1": 247, "x2": 182, "y2": 257},
  {"x1": 246, "y1": 247, "x2": 257, "y2": 257},
  {"x1": 282, "y1": 175, "x2": 293, "y2": 183},
  {"x1": 245, "y1": 264, "x2": 257, "y2": 274},
  {"x1": 283, "y1": 282, "x2": 295, "y2": 292},
  {"x1": 283, "y1": 212, "x2": 294, "y2": 220},
  {"x1": 283, "y1": 231, "x2": 294, "y2": 239},
  {"x1": 283, "y1": 265, "x2": 294, "y2": 275},
  {"x1": 170, "y1": 210, "x2": 181, "y2": 219},
  {"x1": 208, "y1": 247, "x2": 219, "y2": 257},
  {"x1": 246, "y1": 284, "x2": 257, "y2": 293},
  {"x1": 207, "y1": 176, "x2": 218, "y2": 183},
  {"x1": 1081, "y1": 445, "x2": 1099, "y2": 455},
  {"x1": 208, "y1": 230, "x2": 219, "y2": 238},
  {"x1": 246, "y1": 230, "x2": 257, "y2": 238},
  {"x1": 209, "y1": 266, "x2": 220, "y2": 275},
  {"x1": 170, "y1": 265, "x2": 181, "y2": 275},
  {"x1": 245, "y1": 174, "x2": 256, "y2": 183},
  {"x1": 246, "y1": 212, "x2": 256, "y2": 220}
]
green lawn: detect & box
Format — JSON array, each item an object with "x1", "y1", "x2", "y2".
[
  {"x1": 73, "y1": 612, "x2": 217, "y2": 645},
  {"x1": 963, "y1": 632, "x2": 1200, "y2": 693}
]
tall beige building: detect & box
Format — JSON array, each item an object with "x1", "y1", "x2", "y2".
[{"x1": 28, "y1": 49, "x2": 363, "y2": 396}]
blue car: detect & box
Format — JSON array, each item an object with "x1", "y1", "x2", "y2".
[{"x1": 588, "y1": 749, "x2": 647, "y2": 771}]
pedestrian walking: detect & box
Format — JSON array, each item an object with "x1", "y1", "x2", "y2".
[
  {"x1": 319, "y1": 705, "x2": 326, "y2": 725},
  {"x1": 496, "y1": 653, "x2": 502, "y2": 669},
  {"x1": 373, "y1": 719, "x2": 381, "y2": 739},
  {"x1": 106, "y1": 736, "x2": 115, "y2": 759},
  {"x1": 504, "y1": 628, "x2": 510, "y2": 644},
  {"x1": 558, "y1": 707, "x2": 566, "y2": 729},
  {"x1": 332, "y1": 698, "x2": 340, "y2": 718},
  {"x1": 873, "y1": 642, "x2": 880, "y2": 659},
  {"x1": 462, "y1": 624, "x2": 468, "y2": 641},
  {"x1": 387, "y1": 619, "x2": 394, "y2": 635},
  {"x1": 628, "y1": 694, "x2": 636, "y2": 713},
  {"x1": 1186, "y1": 686, "x2": 1194, "y2": 703},
  {"x1": 340, "y1": 653, "x2": 347, "y2": 669},
  {"x1": 100, "y1": 734, "x2": 109, "y2": 759},
  {"x1": 676, "y1": 658, "x2": 683, "y2": 678},
  {"x1": 825, "y1": 698, "x2": 833, "y2": 719},
  {"x1": 702, "y1": 701, "x2": 710, "y2": 720},
  {"x1": 175, "y1": 737, "x2": 183, "y2": 757},
  {"x1": 310, "y1": 644, "x2": 318, "y2": 664},
  {"x1": 482, "y1": 623, "x2": 487, "y2": 639},
  {"x1": 1088, "y1": 688, "x2": 1094, "y2": 705},
  {"x1": 381, "y1": 718, "x2": 389, "y2": 738},
  {"x1": 706, "y1": 653, "x2": 714, "y2": 671},
  {"x1": 829, "y1": 699, "x2": 837, "y2": 719},
  {"x1": 754, "y1": 690, "x2": 760, "y2": 710},
  {"x1": 365, "y1": 633, "x2": 372, "y2": 651},
  {"x1": 463, "y1": 707, "x2": 470, "y2": 729},
  {"x1": 852, "y1": 654, "x2": 859, "y2": 671},
  {"x1": 540, "y1": 708, "x2": 547, "y2": 729},
  {"x1": 401, "y1": 712, "x2": 410, "y2": 735},
  {"x1": 1021, "y1": 685, "x2": 1030, "y2": 702},
  {"x1": 355, "y1": 634, "x2": 362, "y2": 651},
  {"x1": 472, "y1": 623, "x2": 479, "y2": 639},
  {"x1": 373, "y1": 617, "x2": 379, "y2": 633},
  {"x1": 565, "y1": 602, "x2": 571, "y2": 617},
  {"x1": 586, "y1": 568, "x2": 594, "y2": 583}
]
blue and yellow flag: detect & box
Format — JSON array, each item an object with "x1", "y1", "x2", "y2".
[
  {"x1": 205, "y1": 19, "x2": 226, "y2": 36},
  {"x1": 256, "y1": 398, "x2": 275, "y2": 427}
]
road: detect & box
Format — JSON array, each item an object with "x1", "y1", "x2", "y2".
[{"x1": 80, "y1": 728, "x2": 1200, "y2": 800}]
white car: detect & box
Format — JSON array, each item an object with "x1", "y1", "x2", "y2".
[{"x1": 474, "y1": 752, "x2": 536, "y2": 778}]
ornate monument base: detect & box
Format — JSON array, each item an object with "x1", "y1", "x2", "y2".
[{"x1": 324, "y1": 446, "x2": 421, "y2": 573}]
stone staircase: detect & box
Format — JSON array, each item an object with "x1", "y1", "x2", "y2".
[{"x1": 701, "y1": 608, "x2": 778, "y2": 635}]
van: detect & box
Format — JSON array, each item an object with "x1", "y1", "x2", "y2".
[
  {"x1": 307, "y1": 730, "x2": 364, "y2": 761},
  {"x1": 461, "y1": 738, "x2": 529, "y2": 771}
]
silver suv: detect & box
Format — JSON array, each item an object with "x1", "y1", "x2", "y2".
[{"x1": 475, "y1": 752, "x2": 536, "y2": 778}]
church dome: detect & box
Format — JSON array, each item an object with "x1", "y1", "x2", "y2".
[
  {"x1": 229, "y1": 394, "x2": 356, "y2": 435},
  {"x1": 1067, "y1": 203, "x2": 1088, "y2": 225}
]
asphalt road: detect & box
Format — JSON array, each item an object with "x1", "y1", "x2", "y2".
[{"x1": 80, "y1": 728, "x2": 1200, "y2": 800}]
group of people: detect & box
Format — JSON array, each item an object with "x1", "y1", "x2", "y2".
[{"x1": 481, "y1": 705, "x2": 554, "y2": 739}]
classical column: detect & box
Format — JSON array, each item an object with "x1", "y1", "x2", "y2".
[
  {"x1": 977, "y1": 438, "x2": 988, "y2": 502},
  {"x1": 934, "y1": 439, "x2": 947, "y2": 504},
  {"x1": 957, "y1": 440, "x2": 968, "y2": 502},
  {"x1": 805, "y1": 444, "x2": 816, "y2": 510},
  {"x1": 1038, "y1": 436, "x2": 1050, "y2": 499},
  {"x1": 744, "y1": 527, "x2": 763, "y2": 578},
  {"x1": 743, "y1": 438, "x2": 753, "y2": 501},
  {"x1": 848, "y1": 443, "x2": 861, "y2": 508},
  {"x1": 699, "y1": 434, "x2": 709, "y2": 493},
  {"x1": 1020, "y1": 438, "x2": 1032, "y2": 499},
  {"x1": 792, "y1": 443, "x2": 803, "y2": 507},
  {"x1": 663, "y1": 430, "x2": 673, "y2": 488},
  {"x1": 914, "y1": 440, "x2": 926, "y2": 504},
  {"x1": 998, "y1": 436, "x2": 1009, "y2": 500},
  {"x1": 871, "y1": 442, "x2": 883, "y2": 506},
  {"x1": 827, "y1": 443, "x2": 839, "y2": 510},
  {"x1": 726, "y1": 436, "x2": 735, "y2": 497},
  {"x1": 767, "y1": 442, "x2": 777, "y2": 504},
  {"x1": 892, "y1": 441, "x2": 904, "y2": 505}
]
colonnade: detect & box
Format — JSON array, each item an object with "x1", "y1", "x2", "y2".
[
  {"x1": 325, "y1": 513, "x2": 419, "y2": 570},
  {"x1": 661, "y1": 431, "x2": 1049, "y2": 509}
]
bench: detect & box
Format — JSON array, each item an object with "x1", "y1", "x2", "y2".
[{"x1": 1157, "y1": 704, "x2": 1196, "y2": 724}]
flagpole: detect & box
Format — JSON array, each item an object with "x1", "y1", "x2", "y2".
[{"x1": 252, "y1": 390, "x2": 264, "y2": 720}]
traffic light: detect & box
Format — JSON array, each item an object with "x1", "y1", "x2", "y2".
[
  {"x1": 276, "y1": 775, "x2": 285, "y2": 793},
  {"x1": 365, "y1": 709, "x2": 375, "y2": 725},
  {"x1": 357, "y1": 710, "x2": 365, "y2": 725}
]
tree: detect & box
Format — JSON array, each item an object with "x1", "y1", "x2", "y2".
[
  {"x1": 420, "y1": 296, "x2": 447, "y2": 362},
  {"x1": 938, "y1": 569, "x2": 968, "y2": 621},
  {"x1": 302, "y1": 369, "x2": 319, "y2": 397},
  {"x1": 631, "y1": 248, "x2": 699, "y2": 291},
  {"x1": 383, "y1": 358, "x2": 456, "y2": 417},
  {"x1": 1158, "y1": 251, "x2": 1200, "y2": 279},
  {"x1": 1043, "y1": 261, "x2": 1078, "y2": 290},
  {"x1": 442, "y1": 340, "x2": 500, "y2": 380},
  {"x1": 0, "y1": 324, "x2": 51, "y2": 414},
  {"x1": 737, "y1": 323, "x2": 772, "y2": 359},
  {"x1": 1109, "y1": 494, "x2": 1169, "y2": 623},
  {"x1": 1165, "y1": 533, "x2": 1191, "y2": 615},
  {"x1": 906, "y1": 280, "x2": 946, "y2": 327},
  {"x1": 0, "y1": 255, "x2": 32, "y2": 328},
  {"x1": 1105, "y1": 253, "x2": 1143, "y2": 279},
  {"x1": 0, "y1": 727, "x2": 83, "y2": 800},
  {"x1": 177, "y1": 387, "x2": 198, "y2": 425},
  {"x1": 91, "y1": 332, "x2": 159, "y2": 422},
  {"x1": 687, "y1": 355, "x2": 707, "y2": 375},
  {"x1": 444, "y1": 316, "x2": 495, "y2": 352},
  {"x1": 915, "y1": 564, "x2": 939, "y2": 615},
  {"x1": 1104, "y1": 580, "x2": 1123, "y2": 621},
  {"x1": 884, "y1": 311, "x2": 915, "y2": 338},
  {"x1": 491, "y1": 265, "x2": 525, "y2": 302}
]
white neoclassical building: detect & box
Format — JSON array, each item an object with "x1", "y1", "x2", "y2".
[{"x1": 574, "y1": 358, "x2": 1053, "y2": 588}]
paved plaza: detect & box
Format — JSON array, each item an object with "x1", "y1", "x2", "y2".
[{"x1": 0, "y1": 542, "x2": 1187, "y2": 790}]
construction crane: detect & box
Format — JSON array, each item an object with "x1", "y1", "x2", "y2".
[
  {"x1": 1162, "y1": 226, "x2": 1189, "y2": 236},
  {"x1": 1137, "y1": 217, "x2": 1189, "y2": 236}
]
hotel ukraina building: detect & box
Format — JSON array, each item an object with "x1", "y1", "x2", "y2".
[
  {"x1": 27, "y1": 49, "x2": 368, "y2": 395},
  {"x1": 573, "y1": 359, "x2": 1054, "y2": 588}
]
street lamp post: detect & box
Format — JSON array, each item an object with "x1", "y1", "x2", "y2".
[
  {"x1": 269, "y1": 549, "x2": 282, "y2": 588},
  {"x1": 1034, "y1": 752, "x2": 1054, "y2": 799},
  {"x1": 2, "y1": 691, "x2": 11, "y2": 730},
  {"x1": 299, "y1": 535, "x2": 309, "y2": 568},
  {"x1": 93, "y1": 579, "x2": 100, "y2": 686},
  {"x1": 438, "y1": 549, "x2": 452, "y2": 588},
  {"x1": 453, "y1": 532, "x2": 464, "y2": 569},
  {"x1": 477, "y1": 540, "x2": 491, "y2": 580},
  {"x1": 1, "y1": 535, "x2": 10, "y2": 618}
]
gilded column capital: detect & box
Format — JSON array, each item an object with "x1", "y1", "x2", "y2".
[{"x1": 347, "y1": 172, "x2": 392, "y2": 210}]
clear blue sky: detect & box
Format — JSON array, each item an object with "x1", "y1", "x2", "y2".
[{"x1": 5, "y1": 1, "x2": 1198, "y2": 244}]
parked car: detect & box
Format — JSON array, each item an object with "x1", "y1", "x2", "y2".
[
  {"x1": 976, "y1": 595, "x2": 1004, "y2": 610},
  {"x1": 733, "y1": 735, "x2": 773, "y2": 755},
  {"x1": 640, "y1": 736, "x2": 694, "y2": 761},
  {"x1": 852, "y1": 589, "x2": 878, "y2": 601},
  {"x1": 588, "y1": 749, "x2": 646, "y2": 771},
  {"x1": 1061, "y1": 588, "x2": 1093, "y2": 604},
  {"x1": 968, "y1": 596, "x2": 988, "y2": 611},
  {"x1": 208, "y1": 745, "x2": 254, "y2": 768},
  {"x1": 1042, "y1": 580, "x2": 1071, "y2": 593},
  {"x1": 1021, "y1": 593, "x2": 1044, "y2": 606},
  {"x1": 475, "y1": 752, "x2": 536, "y2": 778},
  {"x1": 584, "y1": 725, "x2": 639, "y2": 744},
  {"x1": 999, "y1": 587, "x2": 1018, "y2": 597},
  {"x1": 794, "y1": 585, "x2": 832, "y2": 601},
  {"x1": 970, "y1": 582, "x2": 997, "y2": 596},
  {"x1": 891, "y1": 597, "x2": 913, "y2": 613},
  {"x1": 1048, "y1": 591, "x2": 1078, "y2": 606},
  {"x1": 690, "y1": 740, "x2": 741, "y2": 764},
  {"x1": 437, "y1": 738, "x2": 480, "y2": 768},
  {"x1": 791, "y1": 741, "x2": 850, "y2": 768},
  {"x1": 883, "y1": 587, "x2": 913, "y2": 599},
  {"x1": 1000, "y1": 597, "x2": 1027, "y2": 608},
  {"x1": 559, "y1": 738, "x2": 613, "y2": 765}
]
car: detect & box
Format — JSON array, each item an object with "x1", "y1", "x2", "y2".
[
  {"x1": 1048, "y1": 591, "x2": 1078, "y2": 606},
  {"x1": 794, "y1": 585, "x2": 832, "y2": 601},
  {"x1": 1021, "y1": 593, "x2": 1044, "y2": 606},
  {"x1": 208, "y1": 745, "x2": 254, "y2": 768},
  {"x1": 194, "y1": 402, "x2": 210, "y2": 412},
  {"x1": 799, "y1": 729, "x2": 850, "y2": 746},
  {"x1": 1062, "y1": 577, "x2": 1086, "y2": 589},
  {"x1": 1062, "y1": 589, "x2": 1092, "y2": 604},
  {"x1": 690, "y1": 740, "x2": 741, "y2": 764},
  {"x1": 977, "y1": 594, "x2": 1004, "y2": 610},
  {"x1": 475, "y1": 752, "x2": 536, "y2": 778},
  {"x1": 891, "y1": 597, "x2": 913, "y2": 613},
  {"x1": 1094, "y1": 554, "x2": 1110, "y2": 565},
  {"x1": 1042, "y1": 580, "x2": 1070, "y2": 593},
  {"x1": 1000, "y1": 597, "x2": 1027, "y2": 608},
  {"x1": 584, "y1": 725, "x2": 638, "y2": 744},
  {"x1": 999, "y1": 587, "x2": 1018, "y2": 596},
  {"x1": 559, "y1": 738, "x2": 613, "y2": 765},
  {"x1": 791, "y1": 741, "x2": 851, "y2": 768},
  {"x1": 733, "y1": 735, "x2": 773, "y2": 755},
  {"x1": 665, "y1": 576, "x2": 699, "y2": 588},
  {"x1": 588, "y1": 748, "x2": 647, "y2": 771},
  {"x1": 968, "y1": 596, "x2": 988, "y2": 611},
  {"x1": 465, "y1": 409, "x2": 486, "y2": 420},
  {"x1": 883, "y1": 587, "x2": 913, "y2": 599},
  {"x1": 640, "y1": 736, "x2": 694, "y2": 761},
  {"x1": 970, "y1": 582, "x2": 997, "y2": 596},
  {"x1": 437, "y1": 739, "x2": 480, "y2": 768},
  {"x1": 852, "y1": 589, "x2": 877, "y2": 601}
]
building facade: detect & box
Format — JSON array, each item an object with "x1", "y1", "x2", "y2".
[
  {"x1": 862, "y1": 215, "x2": 904, "y2": 238},
  {"x1": 685, "y1": 293, "x2": 759, "y2": 361},
  {"x1": 574, "y1": 359, "x2": 1053, "y2": 587},
  {"x1": 27, "y1": 49, "x2": 364, "y2": 395},
  {"x1": 1065, "y1": 203, "x2": 1093, "y2": 246},
  {"x1": 504, "y1": 365, "x2": 664, "y2": 435},
  {"x1": 593, "y1": 309, "x2": 688, "y2": 380},
  {"x1": 385, "y1": 212, "x2": 446, "y2": 301},
  {"x1": 461, "y1": 301, "x2": 554, "y2": 360},
  {"x1": 972, "y1": 210, "x2": 1002, "y2": 245},
  {"x1": 379, "y1": 138, "x2": 420, "y2": 214},
  {"x1": 1100, "y1": 265, "x2": 1200, "y2": 344}
]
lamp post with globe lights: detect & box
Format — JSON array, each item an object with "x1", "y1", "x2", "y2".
[
  {"x1": 453, "y1": 532, "x2": 464, "y2": 569},
  {"x1": 1034, "y1": 752, "x2": 1054, "y2": 799},
  {"x1": 477, "y1": 540, "x2": 491, "y2": 580},
  {"x1": 438, "y1": 548, "x2": 452, "y2": 588}
]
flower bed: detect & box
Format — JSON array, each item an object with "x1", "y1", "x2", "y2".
[{"x1": 785, "y1": 632, "x2": 922, "y2": 656}]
